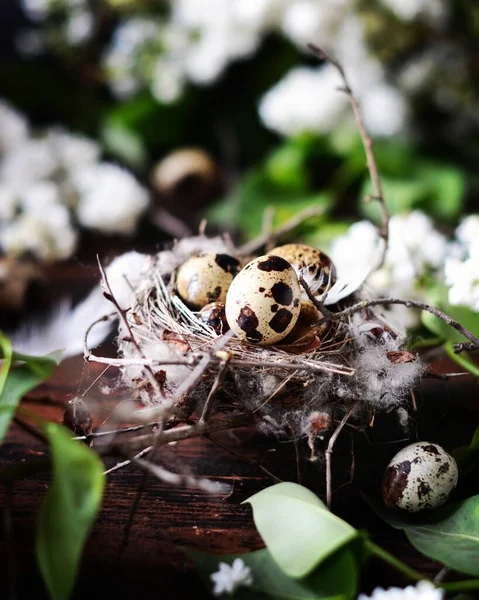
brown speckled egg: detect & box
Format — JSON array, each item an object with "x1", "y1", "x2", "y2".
[
  {"x1": 198, "y1": 302, "x2": 229, "y2": 335},
  {"x1": 382, "y1": 442, "x2": 458, "y2": 513},
  {"x1": 225, "y1": 255, "x2": 301, "y2": 345},
  {"x1": 280, "y1": 300, "x2": 330, "y2": 345},
  {"x1": 268, "y1": 244, "x2": 336, "y2": 294},
  {"x1": 176, "y1": 253, "x2": 240, "y2": 310}
]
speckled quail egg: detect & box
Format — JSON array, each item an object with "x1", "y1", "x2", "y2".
[
  {"x1": 198, "y1": 302, "x2": 229, "y2": 335},
  {"x1": 267, "y1": 244, "x2": 336, "y2": 295},
  {"x1": 176, "y1": 253, "x2": 240, "y2": 310},
  {"x1": 382, "y1": 442, "x2": 458, "y2": 513},
  {"x1": 225, "y1": 255, "x2": 301, "y2": 345},
  {"x1": 280, "y1": 300, "x2": 330, "y2": 345}
]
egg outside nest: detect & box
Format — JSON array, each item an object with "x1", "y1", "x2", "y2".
[{"x1": 382, "y1": 442, "x2": 459, "y2": 513}]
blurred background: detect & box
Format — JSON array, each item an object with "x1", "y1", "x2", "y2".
[{"x1": 1, "y1": 0, "x2": 479, "y2": 337}]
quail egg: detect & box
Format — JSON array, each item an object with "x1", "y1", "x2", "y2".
[
  {"x1": 382, "y1": 441, "x2": 458, "y2": 513},
  {"x1": 280, "y1": 300, "x2": 330, "y2": 345},
  {"x1": 176, "y1": 253, "x2": 240, "y2": 310},
  {"x1": 225, "y1": 255, "x2": 301, "y2": 345},
  {"x1": 198, "y1": 302, "x2": 229, "y2": 335},
  {"x1": 268, "y1": 244, "x2": 336, "y2": 295}
]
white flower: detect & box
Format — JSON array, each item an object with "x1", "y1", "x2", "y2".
[
  {"x1": 330, "y1": 211, "x2": 448, "y2": 329},
  {"x1": 47, "y1": 128, "x2": 101, "y2": 172},
  {"x1": 361, "y1": 84, "x2": 408, "y2": 137},
  {"x1": 380, "y1": 0, "x2": 447, "y2": 25},
  {"x1": 358, "y1": 580, "x2": 443, "y2": 600},
  {"x1": 210, "y1": 558, "x2": 253, "y2": 596},
  {"x1": 19, "y1": 181, "x2": 61, "y2": 213},
  {"x1": 65, "y1": 10, "x2": 94, "y2": 45},
  {"x1": 0, "y1": 138, "x2": 58, "y2": 192},
  {"x1": 0, "y1": 205, "x2": 78, "y2": 261},
  {"x1": 455, "y1": 214, "x2": 479, "y2": 252},
  {"x1": 0, "y1": 100, "x2": 29, "y2": 151},
  {"x1": 0, "y1": 187, "x2": 18, "y2": 221},
  {"x1": 72, "y1": 163, "x2": 149, "y2": 235},
  {"x1": 21, "y1": 0, "x2": 51, "y2": 22},
  {"x1": 259, "y1": 65, "x2": 347, "y2": 136}
]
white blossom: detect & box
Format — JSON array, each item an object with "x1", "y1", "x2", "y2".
[
  {"x1": 330, "y1": 211, "x2": 448, "y2": 329},
  {"x1": 0, "y1": 205, "x2": 78, "y2": 262},
  {"x1": 0, "y1": 100, "x2": 29, "y2": 151},
  {"x1": 258, "y1": 65, "x2": 347, "y2": 136},
  {"x1": 444, "y1": 214, "x2": 479, "y2": 311},
  {"x1": 380, "y1": 0, "x2": 447, "y2": 25},
  {"x1": 210, "y1": 558, "x2": 253, "y2": 596},
  {"x1": 361, "y1": 84, "x2": 409, "y2": 137},
  {"x1": 47, "y1": 129, "x2": 101, "y2": 172},
  {"x1": 65, "y1": 10, "x2": 94, "y2": 46},
  {"x1": 72, "y1": 163, "x2": 149, "y2": 235},
  {"x1": 0, "y1": 139, "x2": 58, "y2": 193},
  {"x1": 358, "y1": 580, "x2": 443, "y2": 600}
]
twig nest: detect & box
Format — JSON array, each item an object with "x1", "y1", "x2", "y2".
[
  {"x1": 382, "y1": 442, "x2": 458, "y2": 512},
  {"x1": 267, "y1": 243, "x2": 336, "y2": 293},
  {"x1": 176, "y1": 253, "x2": 240, "y2": 309},
  {"x1": 225, "y1": 255, "x2": 301, "y2": 345},
  {"x1": 198, "y1": 302, "x2": 229, "y2": 335}
]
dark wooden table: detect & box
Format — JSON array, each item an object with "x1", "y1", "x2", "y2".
[{"x1": 1, "y1": 261, "x2": 479, "y2": 599}]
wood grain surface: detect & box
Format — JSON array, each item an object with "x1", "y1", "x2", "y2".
[{"x1": 1, "y1": 262, "x2": 479, "y2": 599}]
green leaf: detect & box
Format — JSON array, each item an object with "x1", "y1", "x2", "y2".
[
  {"x1": 36, "y1": 423, "x2": 105, "y2": 600},
  {"x1": 265, "y1": 143, "x2": 310, "y2": 193},
  {"x1": 422, "y1": 285, "x2": 479, "y2": 344},
  {"x1": 244, "y1": 483, "x2": 357, "y2": 579},
  {"x1": 101, "y1": 121, "x2": 148, "y2": 169},
  {"x1": 416, "y1": 161, "x2": 466, "y2": 221},
  {"x1": 364, "y1": 494, "x2": 479, "y2": 576},
  {"x1": 191, "y1": 546, "x2": 358, "y2": 600},
  {"x1": 0, "y1": 349, "x2": 61, "y2": 442},
  {"x1": 0, "y1": 331, "x2": 13, "y2": 396},
  {"x1": 452, "y1": 426, "x2": 479, "y2": 475},
  {"x1": 360, "y1": 176, "x2": 429, "y2": 222}
]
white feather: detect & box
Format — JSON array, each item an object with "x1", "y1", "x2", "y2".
[
  {"x1": 322, "y1": 268, "x2": 370, "y2": 305},
  {"x1": 9, "y1": 251, "x2": 152, "y2": 358}
]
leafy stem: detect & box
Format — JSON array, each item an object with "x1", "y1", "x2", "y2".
[{"x1": 365, "y1": 540, "x2": 426, "y2": 583}]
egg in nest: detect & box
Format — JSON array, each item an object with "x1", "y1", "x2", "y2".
[
  {"x1": 225, "y1": 255, "x2": 301, "y2": 345},
  {"x1": 176, "y1": 253, "x2": 240, "y2": 310},
  {"x1": 268, "y1": 243, "x2": 336, "y2": 295}
]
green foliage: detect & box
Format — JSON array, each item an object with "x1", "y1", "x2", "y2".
[
  {"x1": 36, "y1": 423, "x2": 105, "y2": 600},
  {"x1": 191, "y1": 546, "x2": 358, "y2": 600},
  {"x1": 361, "y1": 158, "x2": 466, "y2": 223},
  {"x1": 452, "y1": 426, "x2": 479, "y2": 476},
  {"x1": 365, "y1": 494, "x2": 479, "y2": 577},
  {"x1": 0, "y1": 336, "x2": 62, "y2": 442},
  {"x1": 244, "y1": 482, "x2": 357, "y2": 579},
  {"x1": 208, "y1": 170, "x2": 332, "y2": 240}
]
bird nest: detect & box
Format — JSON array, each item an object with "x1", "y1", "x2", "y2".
[{"x1": 87, "y1": 234, "x2": 426, "y2": 450}]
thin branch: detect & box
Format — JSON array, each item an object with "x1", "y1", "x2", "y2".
[
  {"x1": 104, "y1": 446, "x2": 152, "y2": 475},
  {"x1": 237, "y1": 205, "x2": 326, "y2": 256},
  {"x1": 108, "y1": 414, "x2": 252, "y2": 455},
  {"x1": 199, "y1": 356, "x2": 231, "y2": 423},
  {"x1": 325, "y1": 403, "x2": 359, "y2": 509},
  {"x1": 308, "y1": 43, "x2": 390, "y2": 268},
  {"x1": 321, "y1": 297, "x2": 479, "y2": 350},
  {"x1": 96, "y1": 256, "x2": 164, "y2": 399}
]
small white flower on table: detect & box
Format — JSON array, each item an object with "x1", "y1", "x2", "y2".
[
  {"x1": 358, "y1": 580, "x2": 443, "y2": 600},
  {"x1": 210, "y1": 558, "x2": 253, "y2": 596}
]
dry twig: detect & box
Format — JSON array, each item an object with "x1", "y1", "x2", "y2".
[{"x1": 308, "y1": 43, "x2": 390, "y2": 269}]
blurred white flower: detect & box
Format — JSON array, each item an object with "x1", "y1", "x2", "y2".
[
  {"x1": 14, "y1": 29, "x2": 46, "y2": 56},
  {"x1": 0, "y1": 205, "x2": 78, "y2": 262},
  {"x1": 358, "y1": 580, "x2": 443, "y2": 600},
  {"x1": 361, "y1": 84, "x2": 409, "y2": 137},
  {"x1": 0, "y1": 100, "x2": 29, "y2": 151},
  {"x1": 21, "y1": 0, "x2": 51, "y2": 22},
  {"x1": 0, "y1": 188, "x2": 18, "y2": 221},
  {"x1": 330, "y1": 211, "x2": 448, "y2": 329},
  {"x1": 65, "y1": 10, "x2": 94, "y2": 45},
  {"x1": 444, "y1": 215, "x2": 479, "y2": 311},
  {"x1": 259, "y1": 65, "x2": 347, "y2": 136},
  {"x1": 72, "y1": 163, "x2": 149, "y2": 235},
  {"x1": 47, "y1": 129, "x2": 101, "y2": 171},
  {"x1": 380, "y1": 0, "x2": 447, "y2": 25},
  {"x1": 281, "y1": 1, "x2": 327, "y2": 47},
  {"x1": 19, "y1": 181, "x2": 61, "y2": 213},
  {"x1": 0, "y1": 139, "x2": 58, "y2": 192},
  {"x1": 210, "y1": 558, "x2": 253, "y2": 596}
]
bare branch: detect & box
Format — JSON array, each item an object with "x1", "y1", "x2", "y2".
[
  {"x1": 308, "y1": 43, "x2": 390, "y2": 268},
  {"x1": 321, "y1": 297, "x2": 479, "y2": 350},
  {"x1": 237, "y1": 205, "x2": 326, "y2": 256},
  {"x1": 325, "y1": 403, "x2": 359, "y2": 509}
]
